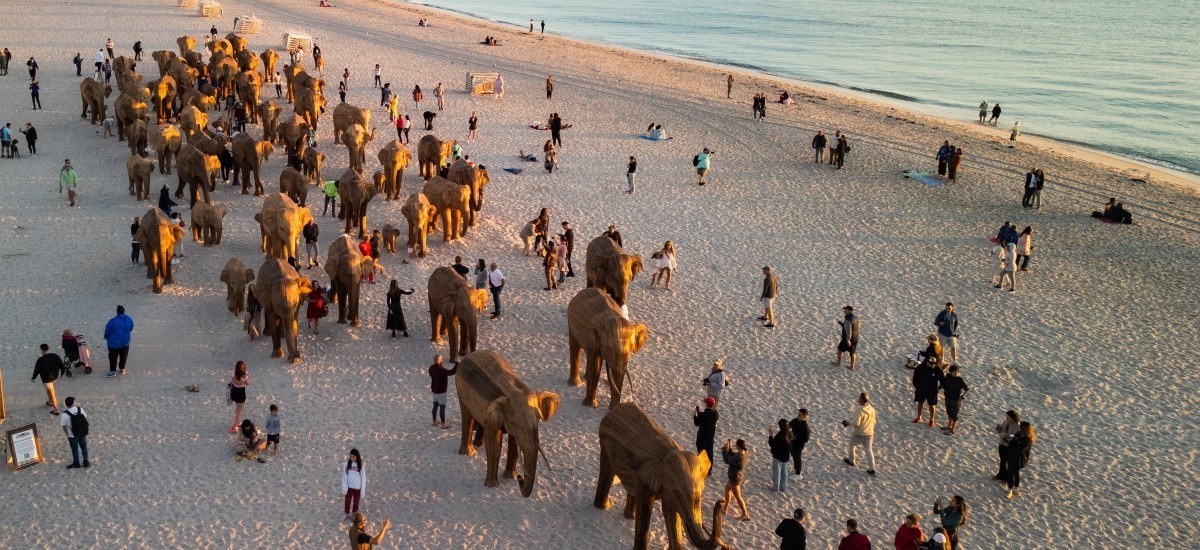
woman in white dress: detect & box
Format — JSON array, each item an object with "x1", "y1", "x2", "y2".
[{"x1": 651, "y1": 241, "x2": 677, "y2": 290}]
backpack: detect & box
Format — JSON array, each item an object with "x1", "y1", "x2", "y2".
[
  {"x1": 65, "y1": 408, "x2": 89, "y2": 437},
  {"x1": 692, "y1": 154, "x2": 700, "y2": 167}
]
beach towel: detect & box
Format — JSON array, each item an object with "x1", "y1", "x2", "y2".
[{"x1": 902, "y1": 171, "x2": 942, "y2": 187}]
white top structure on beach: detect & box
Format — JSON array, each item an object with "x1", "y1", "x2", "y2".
[
  {"x1": 233, "y1": 15, "x2": 261, "y2": 35},
  {"x1": 198, "y1": 1, "x2": 222, "y2": 18},
  {"x1": 284, "y1": 31, "x2": 312, "y2": 54},
  {"x1": 177, "y1": 0, "x2": 196, "y2": 8},
  {"x1": 467, "y1": 72, "x2": 499, "y2": 95}
]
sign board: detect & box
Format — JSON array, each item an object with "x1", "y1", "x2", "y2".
[{"x1": 6, "y1": 423, "x2": 44, "y2": 471}]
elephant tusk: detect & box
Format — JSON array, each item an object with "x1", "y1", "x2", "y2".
[{"x1": 538, "y1": 446, "x2": 552, "y2": 471}]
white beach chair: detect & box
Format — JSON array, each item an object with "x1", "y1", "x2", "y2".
[
  {"x1": 234, "y1": 15, "x2": 262, "y2": 35},
  {"x1": 178, "y1": 0, "x2": 197, "y2": 8},
  {"x1": 466, "y1": 72, "x2": 500, "y2": 95},
  {"x1": 285, "y1": 32, "x2": 313, "y2": 55},
  {"x1": 199, "y1": 1, "x2": 223, "y2": 18}
]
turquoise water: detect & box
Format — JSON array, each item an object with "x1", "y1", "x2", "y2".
[{"x1": 411, "y1": 0, "x2": 1200, "y2": 175}]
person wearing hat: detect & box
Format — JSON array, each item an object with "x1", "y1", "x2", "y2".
[
  {"x1": 693, "y1": 397, "x2": 719, "y2": 477},
  {"x1": 347, "y1": 512, "x2": 390, "y2": 550},
  {"x1": 695, "y1": 147, "x2": 713, "y2": 185},
  {"x1": 702, "y1": 359, "x2": 728, "y2": 407},
  {"x1": 774, "y1": 507, "x2": 807, "y2": 549},
  {"x1": 759, "y1": 266, "x2": 778, "y2": 328},
  {"x1": 603, "y1": 224, "x2": 623, "y2": 247},
  {"x1": 833, "y1": 306, "x2": 860, "y2": 370}
]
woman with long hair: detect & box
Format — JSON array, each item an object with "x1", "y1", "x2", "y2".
[
  {"x1": 236, "y1": 419, "x2": 268, "y2": 463},
  {"x1": 767, "y1": 419, "x2": 793, "y2": 492},
  {"x1": 229, "y1": 361, "x2": 250, "y2": 433},
  {"x1": 341, "y1": 448, "x2": 366, "y2": 519},
  {"x1": 306, "y1": 282, "x2": 326, "y2": 335},
  {"x1": 386, "y1": 279, "x2": 415, "y2": 338},
  {"x1": 995, "y1": 410, "x2": 1021, "y2": 481},
  {"x1": 245, "y1": 283, "x2": 262, "y2": 341},
  {"x1": 1016, "y1": 226, "x2": 1033, "y2": 271},
  {"x1": 721, "y1": 439, "x2": 750, "y2": 521},
  {"x1": 933, "y1": 495, "x2": 969, "y2": 549},
  {"x1": 1005, "y1": 421, "x2": 1036, "y2": 499},
  {"x1": 650, "y1": 241, "x2": 678, "y2": 290},
  {"x1": 474, "y1": 259, "x2": 488, "y2": 290}
]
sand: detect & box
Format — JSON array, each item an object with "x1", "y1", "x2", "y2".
[{"x1": 1, "y1": 0, "x2": 1198, "y2": 548}]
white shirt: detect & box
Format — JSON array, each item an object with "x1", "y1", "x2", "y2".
[
  {"x1": 60, "y1": 406, "x2": 87, "y2": 438},
  {"x1": 341, "y1": 463, "x2": 366, "y2": 495},
  {"x1": 488, "y1": 268, "x2": 505, "y2": 289},
  {"x1": 374, "y1": 67, "x2": 381, "y2": 77},
  {"x1": 94, "y1": 51, "x2": 105, "y2": 64}
]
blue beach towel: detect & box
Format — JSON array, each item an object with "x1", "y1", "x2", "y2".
[
  {"x1": 503, "y1": 167, "x2": 523, "y2": 175},
  {"x1": 902, "y1": 171, "x2": 942, "y2": 187}
]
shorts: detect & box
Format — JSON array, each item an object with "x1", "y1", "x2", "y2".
[
  {"x1": 266, "y1": 434, "x2": 280, "y2": 444},
  {"x1": 937, "y1": 334, "x2": 957, "y2": 355},
  {"x1": 837, "y1": 339, "x2": 857, "y2": 353},
  {"x1": 230, "y1": 386, "x2": 247, "y2": 404},
  {"x1": 915, "y1": 389, "x2": 938, "y2": 406},
  {"x1": 696, "y1": 168, "x2": 708, "y2": 177},
  {"x1": 945, "y1": 399, "x2": 961, "y2": 420},
  {"x1": 433, "y1": 392, "x2": 447, "y2": 406},
  {"x1": 761, "y1": 297, "x2": 775, "y2": 310}
]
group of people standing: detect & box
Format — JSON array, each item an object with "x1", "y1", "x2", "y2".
[
  {"x1": 811, "y1": 130, "x2": 851, "y2": 169},
  {"x1": 935, "y1": 141, "x2": 964, "y2": 180}
]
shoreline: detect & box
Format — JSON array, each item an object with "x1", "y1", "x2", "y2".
[{"x1": 405, "y1": 0, "x2": 1200, "y2": 188}]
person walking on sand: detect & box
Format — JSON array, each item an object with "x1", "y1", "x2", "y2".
[
  {"x1": 412, "y1": 84, "x2": 423, "y2": 110},
  {"x1": 992, "y1": 242, "x2": 1017, "y2": 292},
  {"x1": 721, "y1": 438, "x2": 751, "y2": 521},
  {"x1": 474, "y1": 259, "x2": 488, "y2": 290},
  {"x1": 373, "y1": 64, "x2": 381, "y2": 88},
  {"x1": 702, "y1": 359, "x2": 727, "y2": 406},
  {"x1": 1004, "y1": 421, "x2": 1035, "y2": 499},
  {"x1": 546, "y1": 75, "x2": 553, "y2": 99},
  {"x1": 32, "y1": 343, "x2": 63, "y2": 415},
  {"x1": 840, "y1": 518, "x2": 871, "y2": 550},
  {"x1": 348, "y1": 512, "x2": 391, "y2": 549},
  {"x1": 379, "y1": 82, "x2": 391, "y2": 108},
  {"x1": 978, "y1": 101, "x2": 988, "y2": 123},
  {"x1": 833, "y1": 306, "x2": 860, "y2": 370},
  {"x1": 303, "y1": 219, "x2": 320, "y2": 269},
  {"x1": 947, "y1": 147, "x2": 962, "y2": 180},
  {"x1": 428, "y1": 354, "x2": 458, "y2": 428},
  {"x1": 759, "y1": 266, "x2": 778, "y2": 327},
  {"x1": 435, "y1": 82, "x2": 445, "y2": 110},
  {"x1": 550, "y1": 113, "x2": 563, "y2": 147},
  {"x1": 834, "y1": 133, "x2": 850, "y2": 169},
  {"x1": 994, "y1": 410, "x2": 1020, "y2": 482},
  {"x1": 306, "y1": 283, "x2": 326, "y2": 334},
  {"x1": 542, "y1": 239, "x2": 558, "y2": 290},
  {"x1": 61, "y1": 397, "x2": 90, "y2": 469},
  {"x1": 103, "y1": 305, "x2": 133, "y2": 377},
  {"x1": 245, "y1": 284, "x2": 262, "y2": 340},
  {"x1": 911, "y1": 355, "x2": 944, "y2": 427},
  {"x1": 726, "y1": 74, "x2": 734, "y2": 98},
  {"x1": 768, "y1": 419, "x2": 794, "y2": 492},
  {"x1": 341, "y1": 67, "x2": 351, "y2": 90},
  {"x1": 625, "y1": 155, "x2": 637, "y2": 194},
  {"x1": 1009, "y1": 121, "x2": 1021, "y2": 148},
  {"x1": 1022, "y1": 168, "x2": 1039, "y2": 207},
  {"x1": 842, "y1": 392, "x2": 877, "y2": 476},
  {"x1": 337, "y1": 80, "x2": 347, "y2": 103},
  {"x1": 467, "y1": 111, "x2": 479, "y2": 143},
  {"x1": 562, "y1": 221, "x2": 576, "y2": 276},
  {"x1": 940, "y1": 365, "x2": 969, "y2": 435},
  {"x1": 541, "y1": 19, "x2": 545, "y2": 33},
  {"x1": 26, "y1": 57, "x2": 39, "y2": 81},
  {"x1": 73, "y1": 52, "x2": 83, "y2": 76},
  {"x1": 651, "y1": 240, "x2": 677, "y2": 289},
  {"x1": 1016, "y1": 226, "x2": 1033, "y2": 271},
  {"x1": 775, "y1": 507, "x2": 807, "y2": 550},
  {"x1": 934, "y1": 302, "x2": 959, "y2": 366},
  {"x1": 812, "y1": 130, "x2": 827, "y2": 163},
  {"x1": 695, "y1": 147, "x2": 713, "y2": 185},
  {"x1": 341, "y1": 449, "x2": 366, "y2": 518},
  {"x1": 530, "y1": 19, "x2": 535, "y2": 32},
  {"x1": 386, "y1": 280, "x2": 414, "y2": 338},
  {"x1": 30, "y1": 80, "x2": 41, "y2": 109},
  {"x1": 693, "y1": 397, "x2": 719, "y2": 476},
  {"x1": 936, "y1": 140, "x2": 952, "y2": 177},
  {"x1": 894, "y1": 513, "x2": 925, "y2": 550},
  {"x1": 228, "y1": 360, "x2": 250, "y2": 433},
  {"x1": 788, "y1": 408, "x2": 809, "y2": 478},
  {"x1": 59, "y1": 159, "x2": 78, "y2": 206},
  {"x1": 1031, "y1": 169, "x2": 1045, "y2": 209},
  {"x1": 989, "y1": 103, "x2": 1001, "y2": 124},
  {"x1": 933, "y1": 495, "x2": 969, "y2": 549}
]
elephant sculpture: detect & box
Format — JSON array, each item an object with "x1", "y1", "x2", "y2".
[
  {"x1": 147, "y1": 76, "x2": 178, "y2": 124},
  {"x1": 256, "y1": 258, "x2": 313, "y2": 363},
  {"x1": 401, "y1": 192, "x2": 436, "y2": 258},
  {"x1": 259, "y1": 100, "x2": 283, "y2": 143},
  {"x1": 176, "y1": 35, "x2": 196, "y2": 57},
  {"x1": 135, "y1": 209, "x2": 186, "y2": 294},
  {"x1": 279, "y1": 167, "x2": 309, "y2": 206},
  {"x1": 260, "y1": 50, "x2": 280, "y2": 81},
  {"x1": 151, "y1": 124, "x2": 182, "y2": 175},
  {"x1": 235, "y1": 70, "x2": 263, "y2": 123},
  {"x1": 446, "y1": 159, "x2": 490, "y2": 227},
  {"x1": 595, "y1": 403, "x2": 727, "y2": 550},
  {"x1": 282, "y1": 62, "x2": 304, "y2": 104},
  {"x1": 219, "y1": 257, "x2": 255, "y2": 317},
  {"x1": 332, "y1": 102, "x2": 371, "y2": 144},
  {"x1": 225, "y1": 33, "x2": 247, "y2": 55},
  {"x1": 175, "y1": 145, "x2": 220, "y2": 207},
  {"x1": 417, "y1": 135, "x2": 454, "y2": 180},
  {"x1": 567, "y1": 288, "x2": 649, "y2": 409},
  {"x1": 302, "y1": 148, "x2": 325, "y2": 183},
  {"x1": 126, "y1": 154, "x2": 154, "y2": 201},
  {"x1": 427, "y1": 266, "x2": 489, "y2": 363},
  {"x1": 127, "y1": 119, "x2": 150, "y2": 157},
  {"x1": 337, "y1": 169, "x2": 378, "y2": 239},
  {"x1": 207, "y1": 38, "x2": 234, "y2": 60},
  {"x1": 278, "y1": 114, "x2": 310, "y2": 159},
  {"x1": 294, "y1": 86, "x2": 325, "y2": 133},
  {"x1": 422, "y1": 177, "x2": 472, "y2": 243},
  {"x1": 376, "y1": 140, "x2": 412, "y2": 200},
  {"x1": 235, "y1": 48, "x2": 258, "y2": 73},
  {"x1": 456, "y1": 350, "x2": 559, "y2": 497},
  {"x1": 180, "y1": 87, "x2": 217, "y2": 112},
  {"x1": 114, "y1": 91, "x2": 149, "y2": 142},
  {"x1": 258, "y1": 193, "x2": 314, "y2": 260},
  {"x1": 209, "y1": 56, "x2": 239, "y2": 102},
  {"x1": 231, "y1": 132, "x2": 274, "y2": 195},
  {"x1": 152, "y1": 50, "x2": 178, "y2": 77},
  {"x1": 168, "y1": 57, "x2": 199, "y2": 89},
  {"x1": 380, "y1": 224, "x2": 401, "y2": 254},
  {"x1": 324, "y1": 235, "x2": 378, "y2": 327},
  {"x1": 341, "y1": 124, "x2": 376, "y2": 174},
  {"x1": 79, "y1": 77, "x2": 112, "y2": 124},
  {"x1": 179, "y1": 105, "x2": 208, "y2": 142},
  {"x1": 585, "y1": 236, "x2": 644, "y2": 307},
  {"x1": 190, "y1": 201, "x2": 227, "y2": 245}
]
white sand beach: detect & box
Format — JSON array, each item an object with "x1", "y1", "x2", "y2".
[{"x1": 1, "y1": 0, "x2": 1198, "y2": 548}]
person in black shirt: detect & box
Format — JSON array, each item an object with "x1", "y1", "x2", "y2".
[
  {"x1": 912, "y1": 356, "x2": 945, "y2": 427},
  {"x1": 788, "y1": 408, "x2": 810, "y2": 477},
  {"x1": 130, "y1": 217, "x2": 141, "y2": 265},
  {"x1": 561, "y1": 221, "x2": 575, "y2": 276},
  {"x1": 775, "y1": 508, "x2": 808, "y2": 550},
  {"x1": 940, "y1": 365, "x2": 970, "y2": 435},
  {"x1": 693, "y1": 397, "x2": 719, "y2": 477},
  {"x1": 33, "y1": 343, "x2": 64, "y2": 414},
  {"x1": 451, "y1": 255, "x2": 470, "y2": 278},
  {"x1": 603, "y1": 224, "x2": 623, "y2": 247}
]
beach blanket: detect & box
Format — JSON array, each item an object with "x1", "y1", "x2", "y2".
[
  {"x1": 640, "y1": 135, "x2": 673, "y2": 141},
  {"x1": 902, "y1": 171, "x2": 942, "y2": 187}
]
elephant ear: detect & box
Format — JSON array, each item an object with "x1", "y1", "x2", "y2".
[
  {"x1": 485, "y1": 396, "x2": 509, "y2": 430},
  {"x1": 134, "y1": 225, "x2": 149, "y2": 247},
  {"x1": 470, "y1": 289, "x2": 489, "y2": 312},
  {"x1": 219, "y1": 268, "x2": 231, "y2": 284},
  {"x1": 536, "y1": 392, "x2": 559, "y2": 422},
  {"x1": 692, "y1": 449, "x2": 711, "y2": 479},
  {"x1": 637, "y1": 460, "x2": 662, "y2": 492},
  {"x1": 629, "y1": 323, "x2": 649, "y2": 355},
  {"x1": 244, "y1": 269, "x2": 255, "y2": 282},
  {"x1": 629, "y1": 255, "x2": 644, "y2": 278}
]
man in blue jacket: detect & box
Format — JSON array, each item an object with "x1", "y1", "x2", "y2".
[{"x1": 103, "y1": 305, "x2": 134, "y2": 377}]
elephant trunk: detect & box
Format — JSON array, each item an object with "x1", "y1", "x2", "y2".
[
  {"x1": 681, "y1": 500, "x2": 725, "y2": 550},
  {"x1": 518, "y1": 437, "x2": 539, "y2": 498}
]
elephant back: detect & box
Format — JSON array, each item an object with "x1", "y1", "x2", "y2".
[
  {"x1": 378, "y1": 140, "x2": 411, "y2": 166},
  {"x1": 599, "y1": 402, "x2": 680, "y2": 459},
  {"x1": 567, "y1": 288, "x2": 623, "y2": 330},
  {"x1": 423, "y1": 176, "x2": 470, "y2": 204},
  {"x1": 403, "y1": 192, "x2": 432, "y2": 219},
  {"x1": 257, "y1": 257, "x2": 312, "y2": 303},
  {"x1": 427, "y1": 266, "x2": 474, "y2": 309},
  {"x1": 458, "y1": 350, "x2": 536, "y2": 409},
  {"x1": 585, "y1": 236, "x2": 624, "y2": 273},
  {"x1": 220, "y1": 257, "x2": 252, "y2": 284},
  {"x1": 334, "y1": 102, "x2": 371, "y2": 131},
  {"x1": 324, "y1": 234, "x2": 364, "y2": 279}
]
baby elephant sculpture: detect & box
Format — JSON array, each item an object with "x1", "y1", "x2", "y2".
[
  {"x1": 567, "y1": 288, "x2": 648, "y2": 409},
  {"x1": 596, "y1": 403, "x2": 726, "y2": 550},
  {"x1": 190, "y1": 201, "x2": 227, "y2": 245},
  {"x1": 402, "y1": 192, "x2": 436, "y2": 258},
  {"x1": 126, "y1": 154, "x2": 155, "y2": 201},
  {"x1": 135, "y1": 208, "x2": 186, "y2": 294},
  {"x1": 380, "y1": 224, "x2": 401, "y2": 254},
  {"x1": 586, "y1": 235, "x2": 643, "y2": 306},
  {"x1": 428, "y1": 266, "x2": 489, "y2": 364},
  {"x1": 456, "y1": 350, "x2": 559, "y2": 498},
  {"x1": 220, "y1": 257, "x2": 255, "y2": 316},
  {"x1": 423, "y1": 176, "x2": 471, "y2": 243}
]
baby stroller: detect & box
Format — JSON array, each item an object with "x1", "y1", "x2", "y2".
[{"x1": 62, "y1": 330, "x2": 92, "y2": 374}]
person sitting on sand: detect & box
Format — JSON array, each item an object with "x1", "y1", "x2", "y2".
[
  {"x1": 236, "y1": 419, "x2": 268, "y2": 462},
  {"x1": 779, "y1": 91, "x2": 794, "y2": 105},
  {"x1": 1095, "y1": 202, "x2": 1132, "y2": 224},
  {"x1": 648, "y1": 125, "x2": 672, "y2": 141}
]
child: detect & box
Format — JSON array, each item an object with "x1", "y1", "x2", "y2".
[{"x1": 265, "y1": 404, "x2": 281, "y2": 455}]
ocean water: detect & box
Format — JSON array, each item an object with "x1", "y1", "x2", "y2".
[{"x1": 411, "y1": 0, "x2": 1200, "y2": 175}]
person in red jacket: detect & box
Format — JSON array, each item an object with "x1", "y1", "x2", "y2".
[
  {"x1": 893, "y1": 513, "x2": 924, "y2": 549},
  {"x1": 358, "y1": 238, "x2": 374, "y2": 283},
  {"x1": 306, "y1": 285, "x2": 326, "y2": 335},
  {"x1": 428, "y1": 355, "x2": 458, "y2": 429},
  {"x1": 839, "y1": 518, "x2": 871, "y2": 550}
]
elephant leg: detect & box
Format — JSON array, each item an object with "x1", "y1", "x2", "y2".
[
  {"x1": 606, "y1": 363, "x2": 624, "y2": 410},
  {"x1": 502, "y1": 434, "x2": 519, "y2": 480},
  {"x1": 447, "y1": 318, "x2": 460, "y2": 363},
  {"x1": 267, "y1": 312, "x2": 284, "y2": 358},
  {"x1": 593, "y1": 445, "x2": 614, "y2": 509},
  {"x1": 254, "y1": 167, "x2": 264, "y2": 196},
  {"x1": 429, "y1": 310, "x2": 443, "y2": 344},
  {"x1": 284, "y1": 315, "x2": 301, "y2": 363},
  {"x1": 349, "y1": 286, "x2": 360, "y2": 327},
  {"x1": 458, "y1": 407, "x2": 475, "y2": 456},
  {"x1": 483, "y1": 426, "x2": 502, "y2": 488},
  {"x1": 584, "y1": 352, "x2": 603, "y2": 408},
  {"x1": 568, "y1": 335, "x2": 584, "y2": 386},
  {"x1": 175, "y1": 175, "x2": 186, "y2": 199}
]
